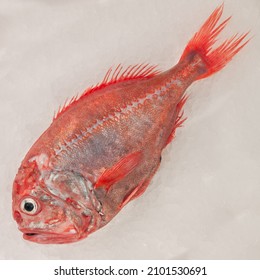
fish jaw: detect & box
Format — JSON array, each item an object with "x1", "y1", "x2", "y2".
[
  {"x1": 16, "y1": 210, "x2": 92, "y2": 244},
  {"x1": 16, "y1": 210, "x2": 93, "y2": 244},
  {"x1": 14, "y1": 205, "x2": 86, "y2": 244},
  {"x1": 19, "y1": 228, "x2": 82, "y2": 244}
]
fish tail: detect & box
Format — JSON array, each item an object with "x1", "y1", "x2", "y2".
[{"x1": 179, "y1": 4, "x2": 250, "y2": 80}]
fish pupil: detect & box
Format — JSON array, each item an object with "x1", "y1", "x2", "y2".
[{"x1": 24, "y1": 202, "x2": 34, "y2": 212}]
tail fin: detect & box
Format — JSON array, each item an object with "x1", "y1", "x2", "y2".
[{"x1": 180, "y1": 4, "x2": 250, "y2": 80}]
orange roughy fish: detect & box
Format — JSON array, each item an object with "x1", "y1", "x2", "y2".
[{"x1": 12, "y1": 5, "x2": 249, "y2": 244}]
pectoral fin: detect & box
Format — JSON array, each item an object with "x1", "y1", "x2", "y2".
[{"x1": 95, "y1": 151, "x2": 142, "y2": 191}]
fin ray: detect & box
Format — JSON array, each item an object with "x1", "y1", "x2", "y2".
[
  {"x1": 165, "y1": 95, "x2": 188, "y2": 146},
  {"x1": 95, "y1": 151, "x2": 142, "y2": 191},
  {"x1": 180, "y1": 4, "x2": 250, "y2": 80}
]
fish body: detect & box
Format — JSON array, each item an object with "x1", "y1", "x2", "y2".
[{"x1": 12, "y1": 5, "x2": 249, "y2": 244}]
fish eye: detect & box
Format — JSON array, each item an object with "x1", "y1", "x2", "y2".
[{"x1": 20, "y1": 198, "x2": 39, "y2": 215}]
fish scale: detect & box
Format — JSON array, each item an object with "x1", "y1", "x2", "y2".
[{"x1": 55, "y1": 77, "x2": 175, "y2": 157}]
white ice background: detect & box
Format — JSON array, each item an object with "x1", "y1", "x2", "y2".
[{"x1": 0, "y1": 0, "x2": 260, "y2": 259}]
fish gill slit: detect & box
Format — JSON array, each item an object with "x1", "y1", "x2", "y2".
[{"x1": 54, "y1": 78, "x2": 179, "y2": 157}]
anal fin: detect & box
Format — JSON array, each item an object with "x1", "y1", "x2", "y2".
[
  {"x1": 165, "y1": 94, "x2": 188, "y2": 146},
  {"x1": 119, "y1": 157, "x2": 161, "y2": 209},
  {"x1": 119, "y1": 180, "x2": 146, "y2": 209}
]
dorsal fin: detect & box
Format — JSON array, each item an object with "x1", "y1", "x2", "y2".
[{"x1": 53, "y1": 63, "x2": 161, "y2": 120}]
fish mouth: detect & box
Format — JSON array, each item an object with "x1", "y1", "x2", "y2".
[
  {"x1": 24, "y1": 232, "x2": 38, "y2": 236},
  {"x1": 19, "y1": 228, "x2": 80, "y2": 244}
]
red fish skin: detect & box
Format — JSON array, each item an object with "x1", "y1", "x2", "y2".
[
  {"x1": 13, "y1": 58, "x2": 199, "y2": 243},
  {"x1": 12, "y1": 5, "x2": 249, "y2": 244}
]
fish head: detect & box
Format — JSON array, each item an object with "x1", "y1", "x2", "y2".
[{"x1": 12, "y1": 156, "x2": 101, "y2": 244}]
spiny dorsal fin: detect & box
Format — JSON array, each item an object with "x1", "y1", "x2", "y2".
[{"x1": 53, "y1": 63, "x2": 161, "y2": 120}]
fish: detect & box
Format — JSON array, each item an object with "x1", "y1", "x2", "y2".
[{"x1": 12, "y1": 5, "x2": 249, "y2": 244}]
